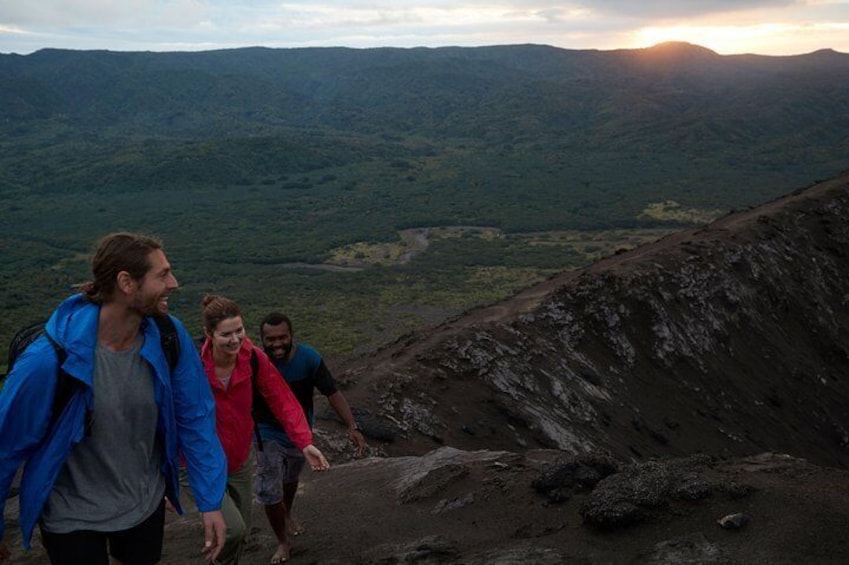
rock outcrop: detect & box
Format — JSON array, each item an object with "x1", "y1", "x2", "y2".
[{"x1": 340, "y1": 173, "x2": 849, "y2": 470}]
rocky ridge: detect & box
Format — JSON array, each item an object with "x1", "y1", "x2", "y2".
[{"x1": 341, "y1": 173, "x2": 849, "y2": 472}]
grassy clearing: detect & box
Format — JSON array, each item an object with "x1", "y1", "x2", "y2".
[
  {"x1": 327, "y1": 226, "x2": 675, "y2": 269},
  {"x1": 639, "y1": 201, "x2": 724, "y2": 224}
]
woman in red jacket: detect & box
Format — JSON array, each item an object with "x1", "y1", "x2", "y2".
[{"x1": 199, "y1": 294, "x2": 329, "y2": 565}]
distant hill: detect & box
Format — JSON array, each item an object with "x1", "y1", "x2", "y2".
[
  {"x1": 3, "y1": 42, "x2": 849, "y2": 139},
  {"x1": 3, "y1": 42, "x2": 848, "y2": 196},
  {"x1": 1, "y1": 42, "x2": 848, "y2": 360}
]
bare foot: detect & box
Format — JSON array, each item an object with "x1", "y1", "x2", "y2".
[
  {"x1": 270, "y1": 542, "x2": 290, "y2": 564},
  {"x1": 287, "y1": 518, "x2": 306, "y2": 537}
]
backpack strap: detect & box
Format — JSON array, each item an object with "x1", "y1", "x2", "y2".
[
  {"x1": 249, "y1": 349, "x2": 265, "y2": 452},
  {"x1": 250, "y1": 348, "x2": 259, "y2": 375},
  {"x1": 152, "y1": 315, "x2": 180, "y2": 373},
  {"x1": 43, "y1": 333, "x2": 93, "y2": 437},
  {"x1": 44, "y1": 334, "x2": 72, "y2": 424}
]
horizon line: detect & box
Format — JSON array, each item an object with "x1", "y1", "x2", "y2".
[{"x1": 3, "y1": 41, "x2": 846, "y2": 58}]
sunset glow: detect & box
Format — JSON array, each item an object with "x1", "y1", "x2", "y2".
[{"x1": 633, "y1": 22, "x2": 849, "y2": 55}]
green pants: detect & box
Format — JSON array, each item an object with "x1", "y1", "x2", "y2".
[{"x1": 180, "y1": 452, "x2": 255, "y2": 565}]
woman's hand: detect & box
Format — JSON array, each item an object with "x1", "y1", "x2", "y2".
[{"x1": 303, "y1": 444, "x2": 330, "y2": 471}]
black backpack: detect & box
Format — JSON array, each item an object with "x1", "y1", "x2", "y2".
[{"x1": 6, "y1": 321, "x2": 51, "y2": 373}]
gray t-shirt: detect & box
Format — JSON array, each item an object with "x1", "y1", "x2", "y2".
[{"x1": 42, "y1": 334, "x2": 166, "y2": 532}]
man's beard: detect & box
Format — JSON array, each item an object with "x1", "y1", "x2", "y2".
[
  {"x1": 268, "y1": 342, "x2": 293, "y2": 360},
  {"x1": 132, "y1": 292, "x2": 168, "y2": 317}
]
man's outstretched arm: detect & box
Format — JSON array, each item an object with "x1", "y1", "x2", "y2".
[{"x1": 327, "y1": 391, "x2": 367, "y2": 457}]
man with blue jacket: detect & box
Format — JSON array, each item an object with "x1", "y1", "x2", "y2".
[{"x1": 0, "y1": 232, "x2": 227, "y2": 565}]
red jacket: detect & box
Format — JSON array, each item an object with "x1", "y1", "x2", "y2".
[{"x1": 201, "y1": 336, "x2": 313, "y2": 473}]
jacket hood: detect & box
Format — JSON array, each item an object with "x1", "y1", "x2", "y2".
[{"x1": 44, "y1": 293, "x2": 100, "y2": 385}]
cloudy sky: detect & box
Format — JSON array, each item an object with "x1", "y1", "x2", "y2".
[{"x1": 1, "y1": 0, "x2": 848, "y2": 56}]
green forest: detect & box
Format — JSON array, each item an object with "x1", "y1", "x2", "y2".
[{"x1": 2, "y1": 42, "x2": 848, "y2": 366}]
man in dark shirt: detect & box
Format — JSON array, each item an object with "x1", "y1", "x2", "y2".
[{"x1": 256, "y1": 312, "x2": 366, "y2": 564}]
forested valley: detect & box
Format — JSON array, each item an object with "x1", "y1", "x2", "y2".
[{"x1": 2, "y1": 41, "x2": 848, "y2": 364}]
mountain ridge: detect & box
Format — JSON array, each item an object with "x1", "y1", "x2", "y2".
[{"x1": 4, "y1": 42, "x2": 849, "y2": 138}]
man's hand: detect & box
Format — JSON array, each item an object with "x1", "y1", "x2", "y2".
[
  {"x1": 200, "y1": 510, "x2": 226, "y2": 562},
  {"x1": 347, "y1": 426, "x2": 368, "y2": 458},
  {"x1": 327, "y1": 392, "x2": 368, "y2": 458},
  {"x1": 303, "y1": 445, "x2": 330, "y2": 471}
]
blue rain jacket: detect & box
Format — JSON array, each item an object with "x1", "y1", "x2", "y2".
[{"x1": 0, "y1": 294, "x2": 226, "y2": 548}]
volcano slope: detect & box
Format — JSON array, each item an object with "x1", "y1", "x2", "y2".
[
  {"x1": 340, "y1": 171, "x2": 849, "y2": 469},
  {"x1": 4, "y1": 172, "x2": 849, "y2": 564}
]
